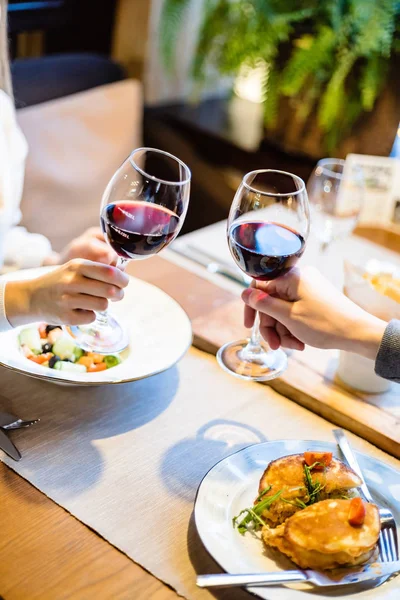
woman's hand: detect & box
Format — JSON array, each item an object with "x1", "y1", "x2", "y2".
[
  {"x1": 242, "y1": 267, "x2": 387, "y2": 360},
  {"x1": 45, "y1": 228, "x2": 117, "y2": 266},
  {"x1": 5, "y1": 259, "x2": 129, "y2": 327}
]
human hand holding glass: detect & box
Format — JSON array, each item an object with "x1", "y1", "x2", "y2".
[
  {"x1": 68, "y1": 147, "x2": 191, "y2": 353},
  {"x1": 217, "y1": 169, "x2": 310, "y2": 381}
]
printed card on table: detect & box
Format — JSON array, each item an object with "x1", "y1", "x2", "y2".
[{"x1": 337, "y1": 154, "x2": 400, "y2": 227}]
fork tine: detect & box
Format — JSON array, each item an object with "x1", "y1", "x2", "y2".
[
  {"x1": 388, "y1": 527, "x2": 399, "y2": 561},
  {"x1": 384, "y1": 527, "x2": 397, "y2": 563},
  {"x1": 379, "y1": 532, "x2": 390, "y2": 562},
  {"x1": 383, "y1": 529, "x2": 395, "y2": 562},
  {"x1": 393, "y1": 529, "x2": 399, "y2": 560}
]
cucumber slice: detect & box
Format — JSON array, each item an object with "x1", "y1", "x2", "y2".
[
  {"x1": 52, "y1": 335, "x2": 80, "y2": 361},
  {"x1": 19, "y1": 327, "x2": 42, "y2": 354},
  {"x1": 104, "y1": 355, "x2": 121, "y2": 368},
  {"x1": 53, "y1": 361, "x2": 87, "y2": 373},
  {"x1": 73, "y1": 346, "x2": 84, "y2": 360}
]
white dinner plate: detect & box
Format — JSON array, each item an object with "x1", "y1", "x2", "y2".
[
  {"x1": 0, "y1": 267, "x2": 192, "y2": 385},
  {"x1": 194, "y1": 440, "x2": 400, "y2": 600}
]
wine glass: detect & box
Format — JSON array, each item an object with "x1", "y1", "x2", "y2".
[
  {"x1": 68, "y1": 147, "x2": 191, "y2": 353},
  {"x1": 307, "y1": 158, "x2": 364, "y2": 252},
  {"x1": 217, "y1": 169, "x2": 310, "y2": 382}
]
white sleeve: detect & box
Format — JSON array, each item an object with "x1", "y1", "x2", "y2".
[
  {"x1": 0, "y1": 90, "x2": 52, "y2": 270},
  {"x1": 3, "y1": 226, "x2": 52, "y2": 269},
  {"x1": 0, "y1": 278, "x2": 13, "y2": 332}
]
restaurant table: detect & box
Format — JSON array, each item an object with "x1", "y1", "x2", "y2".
[{"x1": 0, "y1": 223, "x2": 399, "y2": 600}]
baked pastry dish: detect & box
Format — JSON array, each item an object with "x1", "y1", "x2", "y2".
[{"x1": 233, "y1": 451, "x2": 380, "y2": 570}]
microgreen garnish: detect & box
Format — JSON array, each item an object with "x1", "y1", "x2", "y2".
[
  {"x1": 255, "y1": 485, "x2": 272, "y2": 502},
  {"x1": 304, "y1": 462, "x2": 325, "y2": 504},
  {"x1": 281, "y1": 497, "x2": 307, "y2": 509},
  {"x1": 233, "y1": 488, "x2": 283, "y2": 535}
]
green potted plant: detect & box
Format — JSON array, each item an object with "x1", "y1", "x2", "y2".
[{"x1": 160, "y1": 0, "x2": 400, "y2": 158}]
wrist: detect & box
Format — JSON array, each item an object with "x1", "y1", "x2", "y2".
[
  {"x1": 342, "y1": 313, "x2": 387, "y2": 361},
  {"x1": 5, "y1": 280, "x2": 37, "y2": 327}
]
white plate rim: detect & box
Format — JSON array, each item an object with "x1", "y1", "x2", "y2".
[
  {"x1": 194, "y1": 439, "x2": 400, "y2": 600},
  {"x1": 0, "y1": 267, "x2": 192, "y2": 386}
]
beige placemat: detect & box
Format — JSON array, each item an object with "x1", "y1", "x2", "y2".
[{"x1": 1, "y1": 348, "x2": 399, "y2": 600}]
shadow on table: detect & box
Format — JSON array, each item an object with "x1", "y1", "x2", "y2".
[
  {"x1": 187, "y1": 511, "x2": 253, "y2": 600},
  {"x1": 0, "y1": 365, "x2": 179, "y2": 499},
  {"x1": 160, "y1": 419, "x2": 267, "y2": 502}
]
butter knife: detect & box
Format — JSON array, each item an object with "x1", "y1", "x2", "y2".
[
  {"x1": 0, "y1": 428, "x2": 21, "y2": 461},
  {"x1": 197, "y1": 560, "x2": 400, "y2": 588}
]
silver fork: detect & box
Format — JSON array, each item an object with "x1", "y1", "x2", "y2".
[
  {"x1": 333, "y1": 428, "x2": 399, "y2": 562},
  {"x1": 2, "y1": 418, "x2": 40, "y2": 430}
]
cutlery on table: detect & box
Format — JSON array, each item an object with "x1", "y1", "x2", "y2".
[
  {"x1": 333, "y1": 428, "x2": 399, "y2": 562},
  {"x1": 196, "y1": 560, "x2": 400, "y2": 588},
  {"x1": 0, "y1": 428, "x2": 21, "y2": 461},
  {"x1": 0, "y1": 411, "x2": 40, "y2": 430},
  {"x1": 171, "y1": 244, "x2": 250, "y2": 287}
]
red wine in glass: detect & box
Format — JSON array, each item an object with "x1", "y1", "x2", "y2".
[
  {"x1": 229, "y1": 221, "x2": 305, "y2": 281},
  {"x1": 101, "y1": 201, "x2": 181, "y2": 260}
]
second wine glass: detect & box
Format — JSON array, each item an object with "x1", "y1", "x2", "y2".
[
  {"x1": 217, "y1": 169, "x2": 310, "y2": 381},
  {"x1": 68, "y1": 147, "x2": 191, "y2": 353},
  {"x1": 307, "y1": 158, "x2": 364, "y2": 252}
]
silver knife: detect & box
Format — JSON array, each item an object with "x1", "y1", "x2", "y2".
[
  {"x1": 197, "y1": 560, "x2": 400, "y2": 588},
  {"x1": 171, "y1": 245, "x2": 250, "y2": 286},
  {"x1": 0, "y1": 428, "x2": 21, "y2": 461}
]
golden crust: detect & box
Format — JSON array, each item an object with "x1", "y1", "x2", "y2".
[
  {"x1": 259, "y1": 454, "x2": 362, "y2": 494},
  {"x1": 258, "y1": 454, "x2": 362, "y2": 527},
  {"x1": 262, "y1": 499, "x2": 380, "y2": 570}
]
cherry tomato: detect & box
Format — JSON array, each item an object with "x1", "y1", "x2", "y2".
[
  {"x1": 348, "y1": 497, "x2": 366, "y2": 526},
  {"x1": 304, "y1": 451, "x2": 333, "y2": 470}
]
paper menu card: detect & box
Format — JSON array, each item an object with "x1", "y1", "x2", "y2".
[{"x1": 337, "y1": 154, "x2": 400, "y2": 227}]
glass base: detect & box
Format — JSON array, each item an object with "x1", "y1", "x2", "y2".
[
  {"x1": 66, "y1": 313, "x2": 129, "y2": 354},
  {"x1": 216, "y1": 338, "x2": 287, "y2": 382}
]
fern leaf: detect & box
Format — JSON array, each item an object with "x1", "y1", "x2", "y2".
[
  {"x1": 160, "y1": 0, "x2": 192, "y2": 71},
  {"x1": 280, "y1": 26, "x2": 336, "y2": 97},
  {"x1": 295, "y1": 77, "x2": 323, "y2": 124},
  {"x1": 324, "y1": 0, "x2": 346, "y2": 31},
  {"x1": 318, "y1": 51, "x2": 356, "y2": 131},
  {"x1": 263, "y1": 64, "x2": 279, "y2": 127},
  {"x1": 360, "y1": 55, "x2": 388, "y2": 110},
  {"x1": 350, "y1": 0, "x2": 397, "y2": 58}
]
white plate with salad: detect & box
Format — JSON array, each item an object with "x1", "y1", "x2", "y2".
[{"x1": 0, "y1": 267, "x2": 192, "y2": 386}]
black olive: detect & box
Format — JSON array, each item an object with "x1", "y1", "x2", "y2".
[
  {"x1": 49, "y1": 355, "x2": 60, "y2": 368},
  {"x1": 42, "y1": 343, "x2": 53, "y2": 353},
  {"x1": 45, "y1": 325, "x2": 61, "y2": 335}
]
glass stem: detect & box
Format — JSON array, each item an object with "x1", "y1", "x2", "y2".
[
  {"x1": 93, "y1": 257, "x2": 128, "y2": 330},
  {"x1": 241, "y1": 312, "x2": 269, "y2": 361},
  {"x1": 249, "y1": 312, "x2": 261, "y2": 348}
]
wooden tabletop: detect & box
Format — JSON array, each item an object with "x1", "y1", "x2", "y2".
[
  {"x1": 0, "y1": 257, "x2": 242, "y2": 600},
  {"x1": 0, "y1": 246, "x2": 398, "y2": 599}
]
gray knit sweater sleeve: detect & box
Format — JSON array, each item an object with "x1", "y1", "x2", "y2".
[{"x1": 374, "y1": 320, "x2": 400, "y2": 383}]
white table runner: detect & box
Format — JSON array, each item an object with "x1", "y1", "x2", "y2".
[{"x1": 1, "y1": 347, "x2": 399, "y2": 600}]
